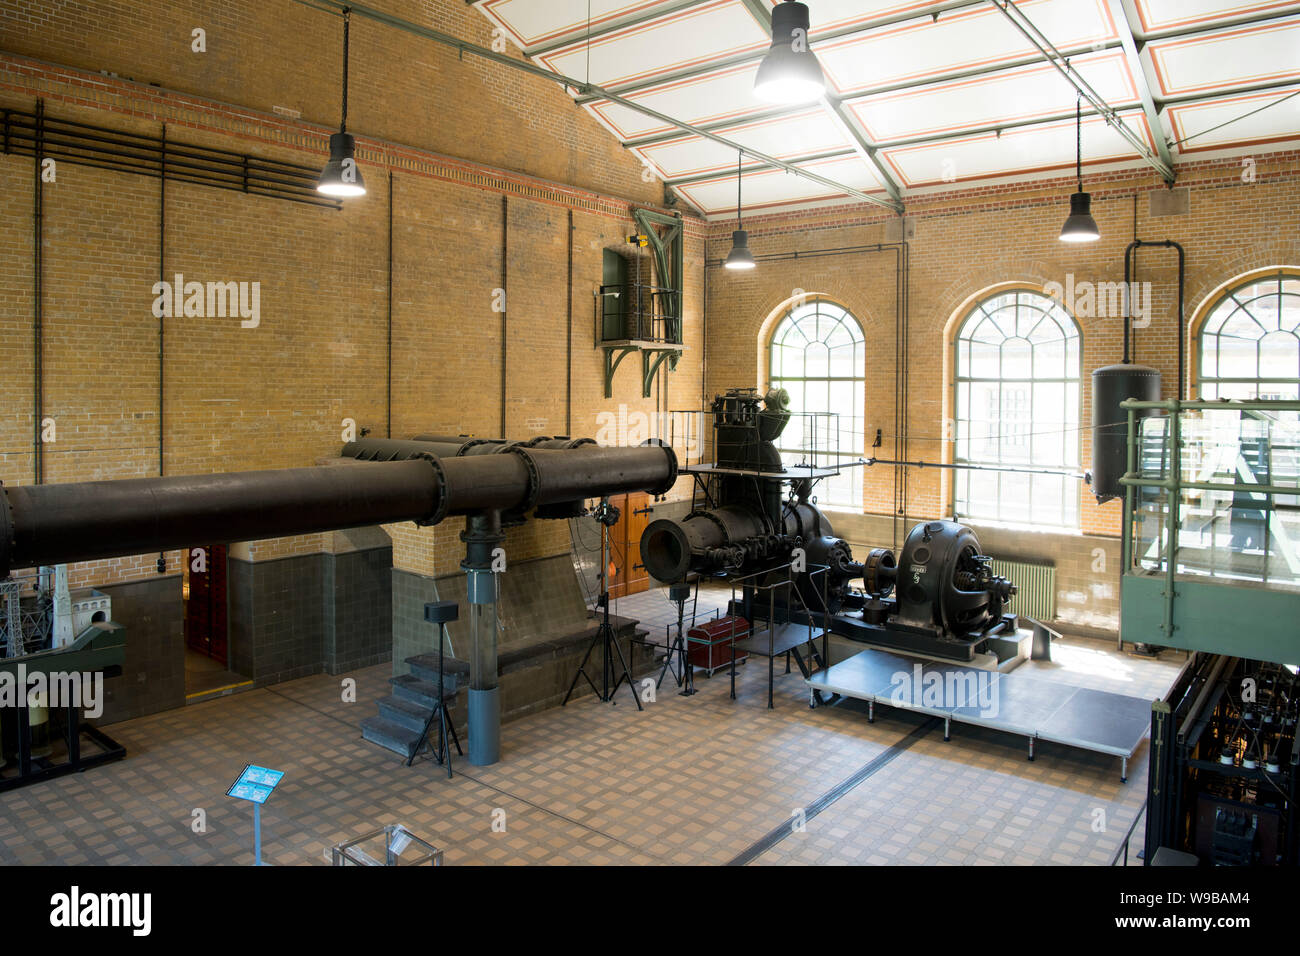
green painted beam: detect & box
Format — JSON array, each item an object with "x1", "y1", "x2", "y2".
[{"x1": 1122, "y1": 575, "x2": 1300, "y2": 664}]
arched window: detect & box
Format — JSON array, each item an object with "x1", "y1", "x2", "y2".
[
  {"x1": 1199, "y1": 273, "x2": 1300, "y2": 400},
  {"x1": 768, "y1": 299, "x2": 865, "y2": 509},
  {"x1": 954, "y1": 289, "x2": 1081, "y2": 528}
]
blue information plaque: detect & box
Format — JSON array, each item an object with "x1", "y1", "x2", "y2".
[{"x1": 226, "y1": 764, "x2": 284, "y2": 805}]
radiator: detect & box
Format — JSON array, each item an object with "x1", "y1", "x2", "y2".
[{"x1": 990, "y1": 559, "x2": 1056, "y2": 622}]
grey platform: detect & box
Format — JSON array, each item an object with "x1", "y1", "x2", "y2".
[{"x1": 806, "y1": 648, "x2": 1153, "y2": 781}]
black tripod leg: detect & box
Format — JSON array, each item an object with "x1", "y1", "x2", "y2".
[
  {"x1": 562, "y1": 627, "x2": 604, "y2": 705},
  {"x1": 448, "y1": 713, "x2": 464, "y2": 757},
  {"x1": 440, "y1": 705, "x2": 454, "y2": 779},
  {"x1": 608, "y1": 628, "x2": 643, "y2": 711}
]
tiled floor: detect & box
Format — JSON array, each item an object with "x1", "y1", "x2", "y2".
[{"x1": 0, "y1": 585, "x2": 1183, "y2": 866}]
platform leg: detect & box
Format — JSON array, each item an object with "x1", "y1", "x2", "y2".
[
  {"x1": 1120, "y1": 757, "x2": 1127, "y2": 783},
  {"x1": 867, "y1": 700, "x2": 874, "y2": 724},
  {"x1": 809, "y1": 685, "x2": 816, "y2": 709},
  {"x1": 944, "y1": 716, "x2": 951, "y2": 742},
  {"x1": 1027, "y1": 737, "x2": 1035, "y2": 762}
]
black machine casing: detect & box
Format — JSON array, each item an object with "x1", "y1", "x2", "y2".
[{"x1": 640, "y1": 388, "x2": 1018, "y2": 662}]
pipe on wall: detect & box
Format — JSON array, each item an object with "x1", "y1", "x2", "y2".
[
  {"x1": 32, "y1": 98, "x2": 44, "y2": 486},
  {"x1": 566, "y1": 208, "x2": 574, "y2": 436},
  {"x1": 1124, "y1": 239, "x2": 1187, "y2": 398},
  {"x1": 388, "y1": 170, "x2": 394, "y2": 438},
  {"x1": 500, "y1": 196, "x2": 509, "y2": 439}
]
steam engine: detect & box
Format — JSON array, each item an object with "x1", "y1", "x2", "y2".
[{"x1": 640, "y1": 388, "x2": 1019, "y2": 663}]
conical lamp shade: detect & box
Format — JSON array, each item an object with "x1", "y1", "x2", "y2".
[
  {"x1": 753, "y1": 2, "x2": 826, "y2": 104},
  {"x1": 725, "y1": 230, "x2": 757, "y2": 270},
  {"x1": 1059, "y1": 191, "x2": 1099, "y2": 243},
  {"x1": 318, "y1": 131, "x2": 366, "y2": 197}
]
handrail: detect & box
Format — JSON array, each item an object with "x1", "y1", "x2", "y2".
[
  {"x1": 1110, "y1": 799, "x2": 1148, "y2": 866},
  {"x1": 1121, "y1": 398, "x2": 1300, "y2": 412}
]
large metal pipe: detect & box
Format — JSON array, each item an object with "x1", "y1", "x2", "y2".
[
  {"x1": 344, "y1": 435, "x2": 595, "y2": 461},
  {"x1": 0, "y1": 443, "x2": 676, "y2": 578}
]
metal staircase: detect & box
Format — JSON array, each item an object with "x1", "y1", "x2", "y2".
[{"x1": 360, "y1": 653, "x2": 464, "y2": 768}]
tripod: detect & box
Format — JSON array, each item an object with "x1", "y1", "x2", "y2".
[
  {"x1": 415, "y1": 601, "x2": 464, "y2": 777},
  {"x1": 563, "y1": 499, "x2": 642, "y2": 710},
  {"x1": 658, "y1": 581, "x2": 693, "y2": 694}
]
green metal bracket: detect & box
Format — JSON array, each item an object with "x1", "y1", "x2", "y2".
[
  {"x1": 602, "y1": 345, "x2": 639, "y2": 399},
  {"x1": 642, "y1": 348, "x2": 679, "y2": 399},
  {"x1": 632, "y1": 208, "x2": 683, "y2": 351}
]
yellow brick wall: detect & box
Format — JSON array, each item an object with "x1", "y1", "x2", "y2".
[
  {"x1": 0, "y1": 0, "x2": 703, "y2": 588},
  {"x1": 705, "y1": 151, "x2": 1300, "y2": 540}
]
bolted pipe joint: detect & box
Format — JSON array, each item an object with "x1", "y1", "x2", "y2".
[{"x1": 460, "y1": 511, "x2": 505, "y2": 574}]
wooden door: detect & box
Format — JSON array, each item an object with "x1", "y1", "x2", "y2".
[
  {"x1": 604, "y1": 493, "x2": 651, "y2": 600},
  {"x1": 623, "y1": 492, "x2": 651, "y2": 597},
  {"x1": 185, "y1": 544, "x2": 228, "y2": 665}
]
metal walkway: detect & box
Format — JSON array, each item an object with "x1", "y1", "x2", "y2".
[{"x1": 807, "y1": 648, "x2": 1153, "y2": 782}]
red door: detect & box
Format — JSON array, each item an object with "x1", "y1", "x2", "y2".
[{"x1": 185, "y1": 544, "x2": 228, "y2": 666}]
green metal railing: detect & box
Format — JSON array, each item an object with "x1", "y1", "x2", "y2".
[{"x1": 1118, "y1": 398, "x2": 1300, "y2": 660}]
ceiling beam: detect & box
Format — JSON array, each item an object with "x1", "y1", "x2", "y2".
[
  {"x1": 1158, "y1": 76, "x2": 1300, "y2": 107},
  {"x1": 1113, "y1": 0, "x2": 1177, "y2": 175},
  {"x1": 872, "y1": 105, "x2": 1116, "y2": 149},
  {"x1": 522, "y1": 0, "x2": 718, "y2": 59},
  {"x1": 736, "y1": 0, "x2": 905, "y2": 204},
  {"x1": 664, "y1": 148, "x2": 858, "y2": 186},
  {"x1": 1131, "y1": 4, "x2": 1300, "y2": 42},
  {"x1": 991, "y1": 0, "x2": 1176, "y2": 183},
  {"x1": 308, "y1": 0, "x2": 903, "y2": 212},
  {"x1": 617, "y1": 40, "x2": 1125, "y2": 153},
  {"x1": 574, "y1": 0, "x2": 987, "y2": 105}
]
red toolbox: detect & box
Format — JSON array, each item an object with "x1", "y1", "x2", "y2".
[{"x1": 687, "y1": 616, "x2": 750, "y2": 675}]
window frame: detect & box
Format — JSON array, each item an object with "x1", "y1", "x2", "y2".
[
  {"x1": 766, "y1": 297, "x2": 866, "y2": 511},
  {"x1": 1197, "y1": 272, "x2": 1300, "y2": 401},
  {"x1": 952, "y1": 288, "x2": 1083, "y2": 529}
]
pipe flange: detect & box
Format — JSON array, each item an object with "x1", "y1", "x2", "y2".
[
  {"x1": 456, "y1": 439, "x2": 499, "y2": 455},
  {"x1": 640, "y1": 439, "x2": 678, "y2": 495},
  {"x1": 413, "y1": 454, "x2": 448, "y2": 527},
  {"x1": 0, "y1": 483, "x2": 13, "y2": 580},
  {"x1": 687, "y1": 508, "x2": 729, "y2": 543},
  {"x1": 504, "y1": 445, "x2": 542, "y2": 513}
]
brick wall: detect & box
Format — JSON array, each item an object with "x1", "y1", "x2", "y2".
[
  {"x1": 704, "y1": 151, "x2": 1300, "y2": 634},
  {"x1": 0, "y1": 0, "x2": 705, "y2": 590}
]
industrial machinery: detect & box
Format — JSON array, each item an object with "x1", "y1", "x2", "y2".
[
  {"x1": 640, "y1": 388, "x2": 1018, "y2": 663},
  {"x1": 0, "y1": 438, "x2": 678, "y2": 766},
  {"x1": 1148, "y1": 655, "x2": 1297, "y2": 865}
]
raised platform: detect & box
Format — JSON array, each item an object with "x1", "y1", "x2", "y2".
[{"x1": 806, "y1": 647, "x2": 1153, "y2": 781}]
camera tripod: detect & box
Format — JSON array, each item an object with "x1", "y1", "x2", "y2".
[{"x1": 562, "y1": 498, "x2": 642, "y2": 710}]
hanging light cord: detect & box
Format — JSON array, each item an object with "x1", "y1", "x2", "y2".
[
  {"x1": 341, "y1": 7, "x2": 351, "y2": 132},
  {"x1": 1074, "y1": 92, "x2": 1082, "y2": 192},
  {"x1": 736, "y1": 150, "x2": 743, "y2": 227}
]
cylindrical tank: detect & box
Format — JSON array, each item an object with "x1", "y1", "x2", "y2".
[{"x1": 1092, "y1": 363, "x2": 1162, "y2": 503}]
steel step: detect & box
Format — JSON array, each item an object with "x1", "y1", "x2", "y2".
[
  {"x1": 360, "y1": 716, "x2": 421, "y2": 759},
  {"x1": 377, "y1": 695, "x2": 435, "y2": 733},
  {"x1": 404, "y1": 653, "x2": 466, "y2": 689},
  {"x1": 390, "y1": 674, "x2": 444, "y2": 709}
]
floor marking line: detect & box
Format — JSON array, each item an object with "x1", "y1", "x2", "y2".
[{"x1": 726, "y1": 716, "x2": 941, "y2": 866}]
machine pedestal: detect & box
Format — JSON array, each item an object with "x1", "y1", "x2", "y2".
[{"x1": 467, "y1": 687, "x2": 500, "y2": 766}]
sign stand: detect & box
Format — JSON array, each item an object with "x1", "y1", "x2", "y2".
[{"x1": 226, "y1": 764, "x2": 285, "y2": 866}]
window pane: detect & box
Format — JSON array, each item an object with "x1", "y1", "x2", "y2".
[
  {"x1": 768, "y1": 304, "x2": 865, "y2": 509},
  {"x1": 1200, "y1": 276, "x2": 1300, "y2": 401},
  {"x1": 956, "y1": 290, "x2": 1081, "y2": 527}
]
